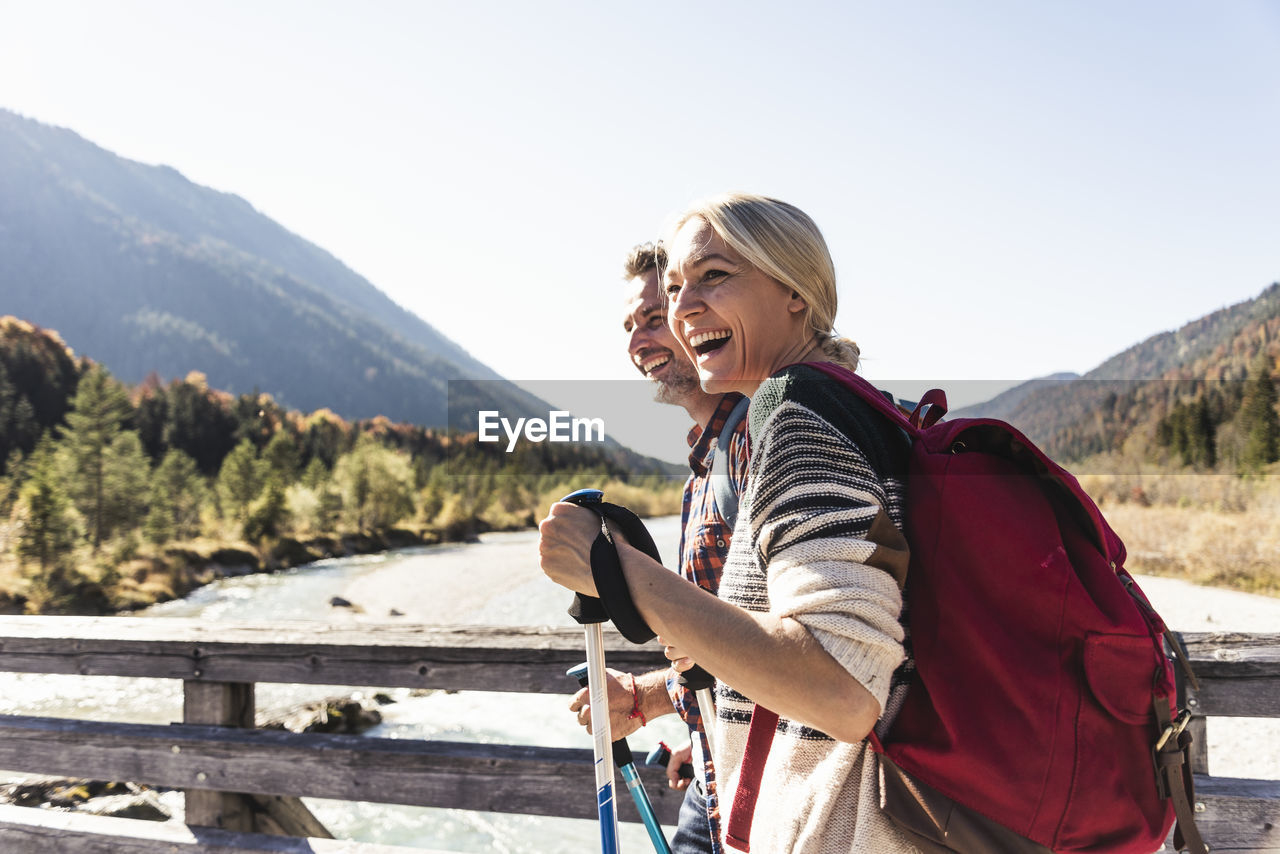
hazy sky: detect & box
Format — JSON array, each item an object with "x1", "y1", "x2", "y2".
[{"x1": 2, "y1": 1, "x2": 1278, "y2": 457}]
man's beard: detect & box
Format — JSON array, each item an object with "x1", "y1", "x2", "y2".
[{"x1": 653, "y1": 362, "x2": 701, "y2": 406}]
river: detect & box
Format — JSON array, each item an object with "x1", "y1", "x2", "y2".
[
  {"x1": 1, "y1": 515, "x2": 1277, "y2": 850},
  {"x1": 0, "y1": 516, "x2": 691, "y2": 852}
]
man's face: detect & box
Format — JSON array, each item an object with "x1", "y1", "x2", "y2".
[{"x1": 622, "y1": 269, "x2": 701, "y2": 406}]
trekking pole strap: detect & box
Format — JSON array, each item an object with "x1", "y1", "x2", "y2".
[{"x1": 562, "y1": 489, "x2": 662, "y2": 643}]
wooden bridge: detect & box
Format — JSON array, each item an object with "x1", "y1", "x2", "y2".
[{"x1": 0, "y1": 616, "x2": 1274, "y2": 852}]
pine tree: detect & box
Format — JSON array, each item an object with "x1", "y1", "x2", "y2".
[
  {"x1": 419, "y1": 465, "x2": 449, "y2": 525},
  {"x1": 102, "y1": 431, "x2": 151, "y2": 538},
  {"x1": 243, "y1": 475, "x2": 289, "y2": 542},
  {"x1": 59, "y1": 365, "x2": 134, "y2": 551},
  {"x1": 262, "y1": 431, "x2": 301, "y2": 484},
  {"x1": 216, "y1": 439, "x2": 265, "y2": 524},
  {"x1": 133, "y1": 380, "x2": 169, "y2": 461},
  {"x1": 145, "y1": 449, "x2": 207, "y2": 543},
  {"x1": 1179, "y1": 397, "x2": 1216, "y2": 469},
  {"x1": 1240, "y1": 356, "x2": 1280, "y2": 472},
  {"x1": 14, "y1": 436, "x2": 78, "y2": 574},
  {"x1": 164, "y1": 376, "x2": 240, "y2": 476}
]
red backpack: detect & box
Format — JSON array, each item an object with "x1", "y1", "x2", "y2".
[{"x1": 727, "y1": 362, "x2": 1204, "y2": 854}]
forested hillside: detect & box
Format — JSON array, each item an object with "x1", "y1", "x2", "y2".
[
  {"x1": 0, "y1": 109, "x2": 541, "y2": 428},
  {"x1": 0, "y1": 317, "x2": 680, "y2": 615},
  {"x1": 960, "y1": 282, "x2": 1280, "y2": 472}
]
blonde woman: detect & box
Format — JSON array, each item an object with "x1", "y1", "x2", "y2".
[{"x1": 539, "y1": 194, "x2": 918, "y2": 852}]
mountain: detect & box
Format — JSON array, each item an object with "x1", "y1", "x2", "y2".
[
  {"x1": 957, "y1": 282, "x2": 1280, "y2": 463},
  {"x1": 949, "y1": 372, "x2": 1079, "y2": 422},
  {"x1": 0, "y1": 108, "x2": 536, "y2": 428}
]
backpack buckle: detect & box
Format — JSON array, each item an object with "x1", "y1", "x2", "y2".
[
  {"x1": 1155, "y1": 709, "x2": 1191, "y2": 753},
  {"x1": 1152, "y1": 708, "x2": 1193, "y2": 799}
]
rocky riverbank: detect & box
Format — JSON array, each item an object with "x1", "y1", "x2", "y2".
[{"x1": 0, "y1": 527, "x2": 458, "y2": 616}]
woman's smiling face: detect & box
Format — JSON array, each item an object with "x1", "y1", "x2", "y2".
[{"x1": 664, "y1": 217, "x2": 813, "y2": 397}]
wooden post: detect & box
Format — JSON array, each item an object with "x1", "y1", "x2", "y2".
[
  {"x1": 183, "y1": 680, "x2": 256, "y2": 831},
  {"x1": 1184, "y1": 682, "x2": 1209, "y2": 776}
]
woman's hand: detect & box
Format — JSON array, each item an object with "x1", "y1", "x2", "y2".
[
  {"x1": 659, "y1": 635, "x2": 696, "y2": 673},
  {"x1": 537, "y1": 502, "x2": 603, "y2": 596}
]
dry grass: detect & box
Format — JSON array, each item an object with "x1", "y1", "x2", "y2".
[{"x1": 1080, "y1": 462, "x2": 1280, "y2": 597}]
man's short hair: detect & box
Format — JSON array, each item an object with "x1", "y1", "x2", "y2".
[{"x1": 623, "y1": 242, "x2": 667, "y2": 279}]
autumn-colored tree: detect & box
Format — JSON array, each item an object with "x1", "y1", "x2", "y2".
[
  {"x1": 332, "y1": 435, "x2": 415, "y2": 532},
  {"x1": 0, "y1": 317, "x2": 82, "y2": 472}
]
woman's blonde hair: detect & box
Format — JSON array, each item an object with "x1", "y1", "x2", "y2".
[{"x1": 667, "y1": 192, "x2": 859, "y2": 371}]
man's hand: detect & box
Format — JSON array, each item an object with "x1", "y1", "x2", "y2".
[
  {"x1": 568, "y1": 667, "x2": 677, "y2": 739},
  {"x1": 667, "y1": 741, "x2": 694, "y2": 790},
  {"x1": 569, "y1": 667, "x2": 644, "y2": 740}
]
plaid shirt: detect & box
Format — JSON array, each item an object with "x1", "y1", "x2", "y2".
[{"x1": 666, "y1": 392, "x2": 750, "y2": 851}]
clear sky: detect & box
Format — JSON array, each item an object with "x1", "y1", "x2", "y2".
[{"x1": 2, "y1": 1, "x2": 1278, "y2": 460}]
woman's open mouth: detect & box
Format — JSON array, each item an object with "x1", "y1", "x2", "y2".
[{"x1": 689, "y1": 329, "x2": 732, "y2": 358}]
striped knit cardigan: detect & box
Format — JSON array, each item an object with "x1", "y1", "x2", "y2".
[{"x1": 713, "y1": 365, "x2": 922, "y2": 853}]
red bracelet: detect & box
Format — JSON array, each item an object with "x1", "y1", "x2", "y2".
[{"x1": 627, "y1": 673, "x2": 647, "y2": 726}]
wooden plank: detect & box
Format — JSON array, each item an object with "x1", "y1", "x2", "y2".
[
  {"x1": 0, "y1": 619, "x2": 1273, "y2": 715},
  {"x1": 0, "y1": 803, "x2": 439, "y2": 853},
  {"x1": 184, "y1": 680, "x2": 257, "y2": 831},
  {"x1": 0, "y1": 714, "x2": 684, "y2": 825},
  {"x1": 0, "y1": 618, "x2": 668, "y2": 692},
  {"x1": 1157, "y1": 776, "x2": 1280, "y2": 852},
  {"x1": 1180, "y1": 632, "x2": 1280, "y2": 718}
]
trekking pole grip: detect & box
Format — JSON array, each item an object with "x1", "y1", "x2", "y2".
[
  {"x1": 679, "y1": 665, "x2": 720, "y2": 760},
  {"x1": 559, "y1": 487, "x2": 661, "y2": 643},
  {"x1": 677, "y1": 665, "x2": 714, "y2": 691}
]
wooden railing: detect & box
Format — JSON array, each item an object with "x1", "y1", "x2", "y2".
[
  {"x1": 0, "y1": 617, "x2": 677, "y2": 852},
  {"x1": 0, "y1": 617, "x2": 1273, "y2": 852}
]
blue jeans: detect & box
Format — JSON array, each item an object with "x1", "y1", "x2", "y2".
[{"x1": 670, "y1": 780, "x2": 715, "y2": 854}]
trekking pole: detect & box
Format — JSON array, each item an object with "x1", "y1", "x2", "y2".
[
  {"x1": 678, "y1": 665, "x2": 718, "y2": 763},
  {"x1": 569, "y1": 663, "x2": 673, "y2": 854},
  {"x1": 562, "y1": 488, "x2": 620, "y2": 854},
  {"x1": 560, "y1": 487, "x2": 669, "y2": 853}
]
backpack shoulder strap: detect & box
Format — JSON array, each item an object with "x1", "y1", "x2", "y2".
[
  {"x1": 710, "y1": 395, "x2": 751, "y2": 528},
  {"x1": 799, "y1": 361, "x2": 948, "y2": 433}
]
